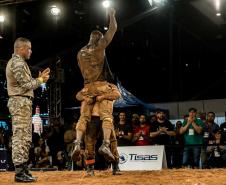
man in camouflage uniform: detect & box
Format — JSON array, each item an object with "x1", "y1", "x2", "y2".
[
  {"x1": 6, "y1": 37, "x2": 50, "y2": 182},
  {"x1": 72, "y1": 8, "x2": 121, "y2": 162}
]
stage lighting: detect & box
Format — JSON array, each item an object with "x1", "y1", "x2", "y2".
[
  {"x1": 148, "y1": 0, "x2": 153, "y2": 6},
  {"x1": 50, "y1": 5, "x2": 61, "y2": 16},
  {"x1": 102, "y1": 0, "x2": 111, "y2": 8},
  {"x1": 0, "y1": 15, "x2": 5, "y2": 23},
  {"x1": 216, "y1": 12, "x2": 221, "y2": 16},
  {"x1": 40, "y1": 83, "x2": 47, "y2": 92},
  {"x1": 215, "y1": 0, "x2": 220, "y2": 11},
  {"x1": 152, "y1": 0, "x2": 167, "y2": 6}
]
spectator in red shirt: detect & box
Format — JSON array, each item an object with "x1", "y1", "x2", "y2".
[{"x1": 132, "y1": 114, "x2": 150, "y2": 146}]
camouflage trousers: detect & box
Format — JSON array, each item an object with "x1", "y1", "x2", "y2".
[
  {"x1": 85, "y1": 116, "x2": 119, "y2": 165},
  {"x1": 7, "y1": 96, "x2": 32, "y2": 166}
]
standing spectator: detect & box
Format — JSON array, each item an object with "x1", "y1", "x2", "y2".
[
  {"x1": 201, "y1": 112, "x2": 219, "y2": 168},
  {"x1": 150, "y1": 114, "x2": 157, "y2": 124},
  {"x1": 206, "y1": 129, "x2": 226, "y2": 168},
  {"x1": 220, "y1": 120, "x2": 226, "y2": 145},
  {"x1": 172, "y1": 121, "x2": 184, "y2": 168},
  {"x1": 180, "y1": 108, "x2": 204, "y2": 168},
  {"x1": 150, "y1": 109, "x2": 175, "y2": 168},
  {"x1": 130, "y1": 113, "x2": 140, "y2": 133},
  {"x1": 199, "y1": 112, "x2": 206, "y2": 124},
  {"x1": 115, "y1": 112, "x2": 133, "y2": 146},
  {"x1": 132, "y1": 114, "x2": 150, "y2": 146}
]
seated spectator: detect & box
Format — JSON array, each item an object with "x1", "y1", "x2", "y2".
[
  {"x1": 28, "y1": 124, "x2": 40, "y2": 168},
  {"x1": 64, "y1": 122, "x2": 86, "y2": 170},
  {"x1": 64, "y1": 122, "x2": 76, "y2": 158},
  {"x1": 47, "y1": 118, "x2": 65, "y2": 168},
  {"x1": 56, "y1": 151, "x2": 68, "y2": 170},
  {"x1": 34, "y1": 138, "x2": 50, "y2": 168}
]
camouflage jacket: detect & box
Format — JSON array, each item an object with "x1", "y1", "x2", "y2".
[{"x1": 6, "y1": 54, "x2": 41, "y2": 97}]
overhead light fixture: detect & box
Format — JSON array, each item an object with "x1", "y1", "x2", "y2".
[
  {"x1": 148, "y1": 0, "x2": 153, "y2": 6},
  {"x1": 215, "y1": 0, "x2": 220, "y2": 11},
  {"x1": 102, "y1": 0, "x2": 111, "y2": 9},
  {"x1": 215, "y1": 0, "x2": 221, "y2": 17},
  {"x1": 0, "y1": 15, "x2": 5, "y2": 23},
  {"x1": 152, "y1": 0, "x2": 167, "y2": 6},
  {"x1": 216, "y1": 12, "x2": 221, "y2": 16},
  {"x1": 50, "y1": 5, "x2": 61, "y2": 16}
]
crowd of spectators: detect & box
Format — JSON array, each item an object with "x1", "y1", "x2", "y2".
[{"x1": 1, "y1": 107, "x2": 226, "y2": 171}]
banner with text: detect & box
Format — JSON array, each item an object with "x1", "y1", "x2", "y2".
[{"x1": 118, "y1": 145, "x2": 167, "y2": 170}]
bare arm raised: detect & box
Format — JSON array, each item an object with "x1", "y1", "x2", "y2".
[{"x1": 98, "y1": 8, "x2": 117, "y2": 48}]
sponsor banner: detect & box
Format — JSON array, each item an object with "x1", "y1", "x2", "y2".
[
  {"x1": 118, "y1": 145, "x2": 167, "y2": 170},
  {"x1": 0, "y1": 148, "x2": 7, "y2": 171}
]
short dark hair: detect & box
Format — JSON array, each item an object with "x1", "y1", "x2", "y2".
[
  {"x1": 155, "y1": 109, "x2": 165, "y2": 114},
  {"x1": 213, "y1": 128, "x2": 221, "y2": 134},
  {"x1": 207, "y1": 111, "x2": 215, "y2": 117},
  {"x1": 14, "y1": 37, "x2": 30, "y2": 50},
  {"x1": 188, "y1": 107, "x2": 197, "y2": 113}
]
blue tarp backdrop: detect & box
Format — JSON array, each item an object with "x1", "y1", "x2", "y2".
[
  {"x1": 65, "y1": 80, "x2": 155, "y2": 111},
  {"x1": 113, "y1": 80, "x2": 155, "y2": 111}
]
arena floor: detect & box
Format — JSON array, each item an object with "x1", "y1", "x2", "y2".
[{"x1": 1, "y1": 169, "x2": 226, "y2": 185}]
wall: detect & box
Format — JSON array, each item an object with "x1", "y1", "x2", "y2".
[{"x1": 152, "y1": 98, "x2": 226, "y2": 119}]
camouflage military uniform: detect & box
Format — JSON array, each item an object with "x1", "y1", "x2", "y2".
[{"x1": 6, "y1": 54, "x2": 42, "y2": 166}]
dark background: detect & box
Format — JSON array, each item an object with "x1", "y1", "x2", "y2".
[{"x1": 1, "y1": 0, "x2": 226, "y2": 115}]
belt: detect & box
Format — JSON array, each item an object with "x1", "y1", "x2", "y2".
[{"x1": 12, "y1": 95, "x2": 34, "y2": 101}]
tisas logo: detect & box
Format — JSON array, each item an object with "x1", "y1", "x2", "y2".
[
  {"x1": 0, "y1": 160, "x2": 6, "y2": 163},
  {"x1": 119, "y1": 153, "x2": 128, "y2": 164},
  {"x1": 129, "y1": 154, "x2": 158, "y2": 161}
]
